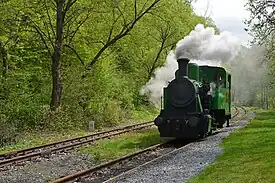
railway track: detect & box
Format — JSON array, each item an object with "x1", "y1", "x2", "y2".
[
  {"x1": 49, "y1": 106, "x2": 246, "y2": 183},
  {"x1": 0, "y1": 121, "x2": 154, "y2": 168},
  {"x1": 231, "y1": 106, "x2": 238, "y2": 118},
  {"x1": 0, "y1": 107, "x2": 240, "y2": 169},
  {"x1": 49, "y1": 140, "x2": 186, "y2": 183},
  {"x1": 232, "y1": 106, "x2": 246, "y2": 121}
]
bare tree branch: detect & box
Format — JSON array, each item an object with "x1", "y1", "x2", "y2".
[
  {"x1": 64, "y1": 44, "x2": 84, "y2": 65},
  {"x1": 66, "y1": 9, "x2": 93, "y2": 45},
  {"x1": 29, "y1": 23, "x2": 53, "y2": 59},
  {"x1": 245, "y1": 0, "x2": 275, "y2": 44},
  {"x1": 87, "y1": 39, "x2": 105, "y2": 46},
  {"x1": 44, "y1": 0, "x2": 55, "y2": 36},
  {"x1": 147, "y1": 24, "x2": 175, "y2": 79},
  {"x1": 203, "y1": 0, "x2": 212, "y2": 18}
]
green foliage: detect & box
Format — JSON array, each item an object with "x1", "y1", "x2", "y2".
[
  {"x1": 243, "y1": 0, "x2": 275, "y2": 110},
  {"x1": 0, "y1": 0, "x2": 215, "y2": 146},
  {"x1": 245, "y1": 0, "x2": 275, "y2": 44}
]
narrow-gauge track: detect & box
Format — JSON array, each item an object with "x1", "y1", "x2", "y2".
[
  {"x1": 50, "y1": 107, "x2": 245, "y2": 183},
  {"x1": 0, "y1": 121, "x2": 154, "y2": 168},
  {"x1": 232, "y1": 106, "x2": 246, "y2": 121}
]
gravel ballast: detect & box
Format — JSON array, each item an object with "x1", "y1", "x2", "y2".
[
  {"x1": 105, "y1": 112, "x2": 255, "y2": 183},
  {"x1": 0, "y1": 153, "x2": 95, "y2": 183}
]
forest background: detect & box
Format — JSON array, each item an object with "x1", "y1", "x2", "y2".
[{"x1": 0, "y1": 0, "x2": 274, "y2": 145}]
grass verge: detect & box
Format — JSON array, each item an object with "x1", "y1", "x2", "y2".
[
  {"x1": 78, "y1": 127, "x2": 164, "y2": 161},
  {"x1": 187, "y1": 110, "x2": 275, "y2": 183}
]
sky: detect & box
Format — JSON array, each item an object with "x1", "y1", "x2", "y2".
[{"x1": 193, "y1": 0, "x2": 252, "y2": 47}]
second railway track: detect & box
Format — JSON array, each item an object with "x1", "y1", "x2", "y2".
[{"x1": 0, "y1": 121, "x2": 154, "y2": 168}]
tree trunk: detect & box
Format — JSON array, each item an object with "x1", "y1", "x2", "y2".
[
  {"x1": 265, "y1": 85, "x2": 269, "y2": 109},
  {"x1": 50, "y1": 0, "x2": 65, "y2": 110},
  {"x1": 0, "y1": 41, "x2": 8, "y2": 77}
]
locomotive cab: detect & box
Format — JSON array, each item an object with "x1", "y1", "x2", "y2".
[{"x1": 199, "y1": 66, "x2": 232, "y2": 128}]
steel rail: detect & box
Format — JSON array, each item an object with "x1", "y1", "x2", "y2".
[
  {"x1": 0, "y1": 121, "x2": 154, "y2": 167},
  {"x1": 232, "y1": 106, "x2": 247, "y2": 121},
  {"x1": 232, "y1": 106, "x2": 239, "y2": 119},
  {"x1": 49, "y1": 141, "x2": 174, "y2": 183}
]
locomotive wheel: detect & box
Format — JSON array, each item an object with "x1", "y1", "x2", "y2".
[
  {"x1": 217, "y1": 117, "x2": 226, "y2": 128},
  {"x1": 199, "y1": 133, "x2": 206, "y2": 138}
]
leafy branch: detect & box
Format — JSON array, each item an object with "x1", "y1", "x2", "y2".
[{"x1": 86, "y1": 0, "x2": 161, "y2": 69}]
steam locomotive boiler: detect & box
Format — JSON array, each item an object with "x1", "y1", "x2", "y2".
[{"x1": 154, "y1": 57, "x2": 231, "y2": 139}]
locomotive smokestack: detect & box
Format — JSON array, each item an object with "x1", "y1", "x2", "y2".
[{"x1": 177, "y1": 57, "x2": 190, "y2": 77}]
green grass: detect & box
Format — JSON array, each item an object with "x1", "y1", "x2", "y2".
[
  {"x1": 0, "y1": 130, "x2": 88, "y2": 154},
  {"x1": 79, "y1": 127, "x2": 164, "y2": 161},
  {"x1": 187, "y1": 110, "x2": 275, "y2": 183}
]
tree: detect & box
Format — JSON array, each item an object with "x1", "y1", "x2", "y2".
[
  {"x1": 245, "y1": 0, "x2": 275, "y2": 44},
  {"x1": 51, "y1": 0, "x2": 66, "y2": 110},
  {"x1": 113, "y1": 0, "x2": 211, "y2": 82},
  {"x1": 16, "y1": 0, "x2": 93, "y2": 110},
  {"x1": 244, "y1": 0, "x2": 275, "y2": 109},
  {"x1": 86, "y1": 0, "x2": 161, "y2": 69}
]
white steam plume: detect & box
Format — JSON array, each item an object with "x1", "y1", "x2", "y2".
[
  {"x1": 175, "y1": 24, "x2": 240, "y2": 62},
  {"x1": 141, "y1": 24, "x2": 241, "y2": 105}
]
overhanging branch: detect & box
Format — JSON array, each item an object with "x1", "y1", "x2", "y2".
[{"x1": 86, "y1": 0, "x2": 161, "y2": 69}]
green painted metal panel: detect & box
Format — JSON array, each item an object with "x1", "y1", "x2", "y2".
[{"x1": 188, "y1": 63, "x2": 200, "y2": 81}]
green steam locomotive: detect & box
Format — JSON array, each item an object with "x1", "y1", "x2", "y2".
[{"x1": 154, "y1": 57, "x2": 231, "y2": 139}]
